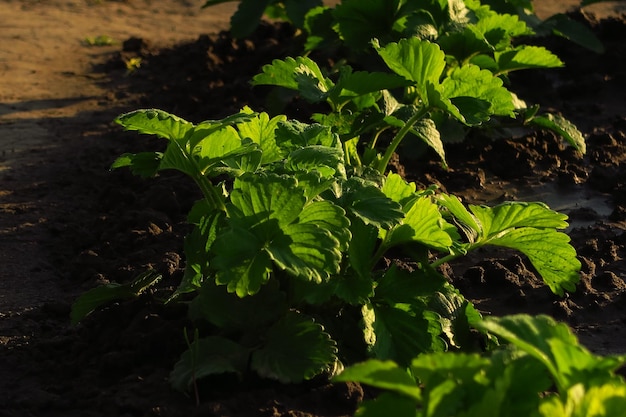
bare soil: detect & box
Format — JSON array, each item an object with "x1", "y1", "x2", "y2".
[{"x1": 1, "y1": 1, "x2": 625, "y2": 416}]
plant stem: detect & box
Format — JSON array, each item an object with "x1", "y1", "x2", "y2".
[
  {"x1": 429, "y1": 253, "x2": 459, "y2": 269},
  {"x1": 376, "y1": 106, "x2": 429, "y2": 173},
  {"x1": 195, "y1": 176, "x2": 226, "y2": 213},
  {"x1": 430, "y1": 241, "x2": 485, "y2": 269}
]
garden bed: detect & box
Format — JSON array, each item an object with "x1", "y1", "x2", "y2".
[{"x1": 1, "y1": 1, "x2": 625, "y2": 416}]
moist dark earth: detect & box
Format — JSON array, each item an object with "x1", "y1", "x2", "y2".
[{"x1": 1, "y1": 9, "x2": 626, "y2": 417}]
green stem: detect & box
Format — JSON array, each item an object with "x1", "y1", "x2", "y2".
[
  {"x1": 429, "y1": 253, "x2": 460, "y2": 269},
  {"x1": 195, "y1": 176, "x2": 226, "y2": 213},
  {"x1": 368, "y1": 126, "x2": 390, "y2": 151},
  {"x1": 371, "y1": 243, "x2": 388, "y2": 267},
  {"x1": 376, "y1": 106, "x2": 430, "y2": 174},
  {"x1": 429, "y1": 241, "x2": 485, "y2": 269}
]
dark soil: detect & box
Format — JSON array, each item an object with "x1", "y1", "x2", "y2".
[{"x1": 2, "y1": 10, "x2": 626, "y2": 417}]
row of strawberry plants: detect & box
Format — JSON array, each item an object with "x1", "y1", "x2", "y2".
[
  {"x1": 221, "y1": 0, "x2": 588, "y2": 171},
  {"x1": 71, "y1": 0, "x2": 626, "y2": 414}
]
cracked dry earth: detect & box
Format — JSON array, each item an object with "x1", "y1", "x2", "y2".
[{"x1": 1, "y1": 1, "x2": 626, "y2": 416}]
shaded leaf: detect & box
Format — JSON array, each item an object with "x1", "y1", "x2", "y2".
[
  {"x1": 170, "y1": 336, "x2": 249, "y2": 392},
  {"x1": 251, "y1": 312, "x2": 337, "y2": 383}
]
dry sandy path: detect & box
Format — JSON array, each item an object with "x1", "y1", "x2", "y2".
[{"x1": 0, "y1": 0, "x2": 235, "y2": 320}]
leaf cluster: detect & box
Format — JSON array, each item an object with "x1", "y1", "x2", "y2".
[
  {"x1": 233, "y1": 0, "x2": 590, "y2": 175},
  {"x1": 335, "y1": 314, "x2": 626, "y2": 417}
]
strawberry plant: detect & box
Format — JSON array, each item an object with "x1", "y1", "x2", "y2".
[
  {"x1": 73, "y1": 107, "x2": 581, "y2": 390},
  {"x1": 252, "y1": 37, "x2": 584, "y2": 172},
  {"x1": 335, "y1": 314, "x2": 626, "y2": 417}
]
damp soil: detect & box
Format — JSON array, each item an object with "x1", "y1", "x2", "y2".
[{"x1": 1, "y1": 1, "x2": 626, "y2": 416}]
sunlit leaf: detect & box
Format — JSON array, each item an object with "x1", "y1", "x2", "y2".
[
  {"x1": 333, "y1": 360, "x2": 422, "y2": 401},
  {"x1": 530, "y1": 113, "x2": 586, "y2": 154},
  {"x1": 384, "y1": 196, "x2": 454, "y2": 251},
  {"x1": 375, "y1": 38, "x2": 446, "y2": 103}
]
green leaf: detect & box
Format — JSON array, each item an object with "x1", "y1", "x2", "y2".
[
  {"x1": 251, "y1": 312, "x2": 337, "y2": 383},
  {"x1": 333, "y1": 360, "x2": 421, "y2": 401},
  {"x1": 110, "y1": 152, "x2": 162, "y2": 178},
  {"x1": 296, "y1": 199, "x2": 351, "y2": 251},
  {"x1": 363, "y1": 303, "x2": 445, "y2": 366},
  {"x1": 189, "y1": 279, "x2": 286, "y2": 329},
  {"x1": 440, "y1": 65, "x2": 515, "y2": 121},
  {"x1": 275, "y1": 120, "x2": 338, "y2": 149},
  {"x1": 439, "y1": 27, "x2": 491, "y2": 64},
  {"x1": 229, "y1": 0, "x2": 271, "y2": 38},
  {"x1": 230, "y1": 174, "x2": 305, "y2": 229},
  {"x1": 252, "y1": 56, "x2": 332, "y2": 101},
  {"x1": 487, "y1": 227, "x2": 580, "y2": 295},
  {"x1": 289, "y1": 279, "x2": 337, "y2": 305},
  {"x1": 333, "y1": 0, "x2": 404, "y2": 50},
  {"x1": 409, "y1": 118, "x2": 447, "y2": 168},
  {"x1": 252, "y1": 57, "x2": 307, "y2": 90},
  {"x1": 159, "y1": 138, "x2": 197, "y2": 177},
  {"x1": 286, "y1": 145, "x2": 346, "y2": 179},
  {"x1": 334, "y1": 273, "x2": 375, "y2": 305},
  {"x1": 292, "y1": 171, "x2": 338, "y2": 201},
  {"x1": 193, "y1": 126, "x2": 260, "y2": 176},
  {"x1": 115, "y1": 109, "x2": 193, "y2": 140},
  {"x1": 427, "y1": 284, "x2": 479, "y2": 349},
  {"x1": 334, "y1": 69, "x2": 414, "y2": 101},
  {"x1": 351, "y1": 393, "x2": 419, "y2": 417},
  {"x1": 273, "y1": 207, "x2": 345, "y2": 282},
  {"x1": 236, "y1": 110, "x2": 287, "y2": 164},
  {"x1": 375, "y1": 265, "x2": 447, "y2": 305},
  {"x1": 347, "y1": 218, "x2": 380, "y2": 279},
  {"x1": 170, "y1": 336, "x2": 249, "y2": 392},
  {"x1": 382, "y1": 172, "x2": 417, "y2": 206},
  {"x1": 339, "y1": 177, "x2": 405, "y2": 229},
  {"x1": 214, "y1": 174, "x2": 348, "y2": 294},
  {"x1": 71, "y1": 270, "x2": 162, "y2": 324},
  {"x1": 411, "y1": 351, "x2": 491, "y2": 389},
  {"x1": 539, "y1": 383, "x2": 626, "y2": 417},
  {"x1": 283, "y1": 0, "x2": 323, "y2": 28},
  {"x1": 543, "y1": 13, "x2": 605, "y2": 54},
  {"x1": 212, "y1": 227, "x2": 273, "y2": 296},
  {"x1": 375, "y1": 38, "x2": 446, "y2": 103},
  {"x1": 469, "y1": 202, "x2": 579, "y2": 295},
  {"x1": 474, "y1": 12, "x2": 532, "y2": 50},
  {"x1": 496, "y1": 46, "x2": 564, "y2": 73},
  {"x1": 436, "y1": 194, "x2": 481, "y2": 240},
  {"x1": 384, "y1": 196, "x2": 454, "y2": 251},
  {"x1": 175, "y1": 211, "x2": 223, "y2": 296},
  {"x1": 194, "y1": 125, "x2": 242, "y2": 160},
  {"x1": 529, "y1": 113, "x2": 586, "y2": 154},
  {"x1": 470, "y1": 201, "x2": 570, "y2": 235},
  {"x1": 411, "y1": 352, "x2": 496, "y2": 417}
]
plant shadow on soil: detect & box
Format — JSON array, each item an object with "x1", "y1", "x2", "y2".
[{"x1": 1, "y1": 11, "x2": 626, "y2": 417}]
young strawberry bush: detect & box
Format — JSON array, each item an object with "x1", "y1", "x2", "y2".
[{"x1": 72, "y1": 107, "x2": 581, "y2": 390}]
